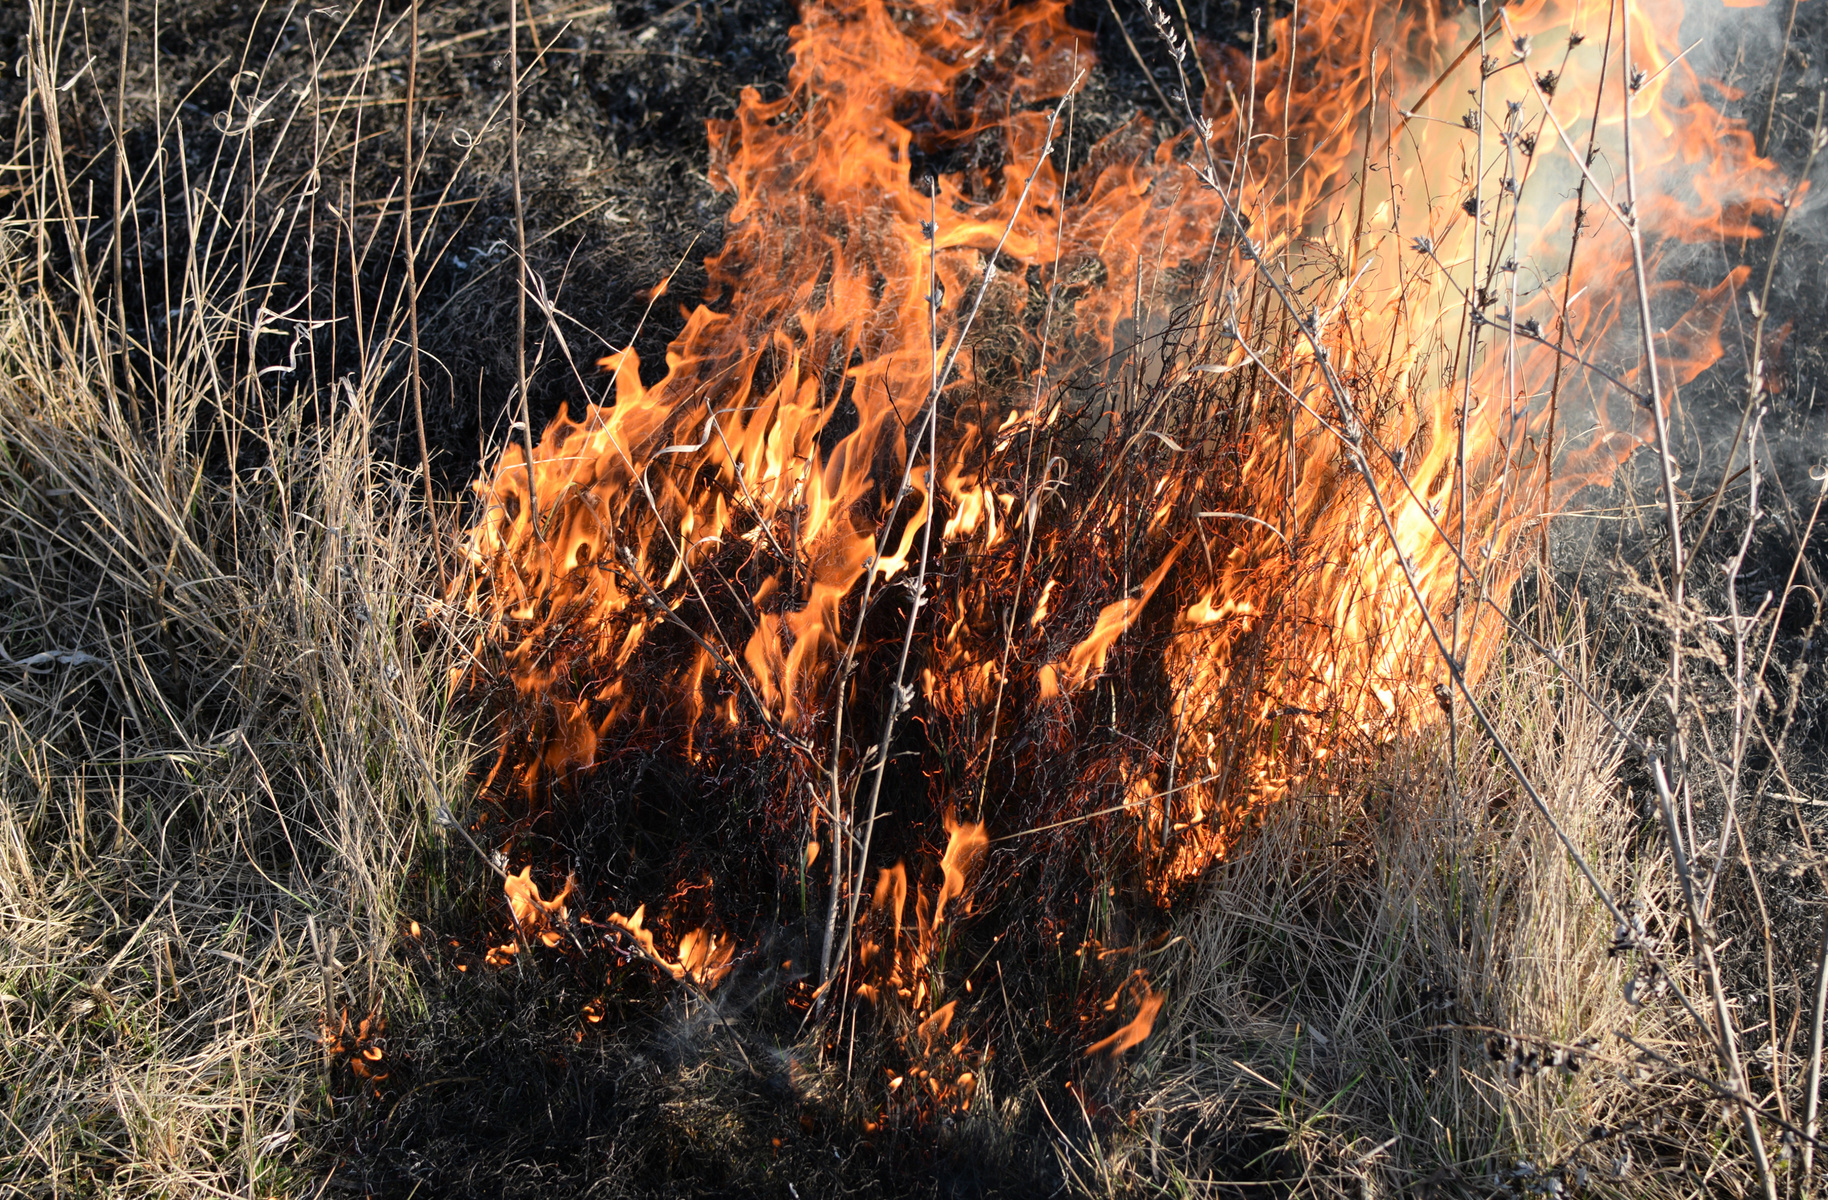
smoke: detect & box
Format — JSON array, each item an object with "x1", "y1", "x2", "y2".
[{"x1": 1668, "y1": 0, "x2": 1827, "y2": 490}]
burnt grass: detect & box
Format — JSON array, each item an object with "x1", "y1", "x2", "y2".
[
  {"x1": 5, "y1": 0, "x2": 1828, "y2": 1195},
  {"x1": 1557, "y1": 1, "x2": 1828, "y2": 1141}
]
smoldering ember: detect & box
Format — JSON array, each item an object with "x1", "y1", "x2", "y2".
[{"x1": 1, "y1": 0, "x2": 1825, "y2": 1194}]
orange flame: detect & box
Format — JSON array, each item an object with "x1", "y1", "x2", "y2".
[
  {"x1": 678, "y1": 926, "x2": 738, "y2": 989},
  {"x1": 933, "y1": 812, "x2": 990, "y2": 928},
  {"x1": 595, "y1": 905, "x2": 736, "y2": 989},
  {"x1": 505, "y1": 866, "x2": 574, "y2": 948},
  {"x1": 458, "y1": 0, "x2": 1781, "y2": 892},
  {"x1": 320, "y1": 1009, "x2": 389, "y2": 1084},
  {"x1": 1085, "y1": 975, "x2": 1164, "y2": 1058},
  {"x1": 850, "y1": 817, "x2": 992, "y2": 1117},
  {"x1": 857, "y1": 815, "x2": 988, "y2": 1009}
]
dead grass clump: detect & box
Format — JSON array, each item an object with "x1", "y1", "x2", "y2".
[
  {"x1": 0, "y1": 274, "x2": 470, "y2": 1194},
  {"x1": 0, "y1": 8, "x2": 477, "y2": 1184},
  {"x1": 1107, "y1": 627, "x2": 1719, "y2": 1196}
]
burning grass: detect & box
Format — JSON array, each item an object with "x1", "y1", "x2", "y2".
[{"x1": 1, "y1": 0, "x2": 1825, "y2": 1195}]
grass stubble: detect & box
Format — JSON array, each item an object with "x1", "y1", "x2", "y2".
[{"x1": 0, "y1": 0, "x2": 1822, "y2": 1196}]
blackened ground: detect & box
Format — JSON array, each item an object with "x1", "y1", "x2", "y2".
[
  {"x1": 328, "y1": 944, "x2": 1075, "y2": 1198},
  {"x1": 1550, "y1": 0, "x2": 1828, "y2": 1138},
  {"x1": 1, "y1": 0, "x2": 798, "y2": 490}
]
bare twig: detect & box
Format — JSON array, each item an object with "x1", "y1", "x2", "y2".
[
  {"x1": 1158, "y1": 4, "x2": 1731, "y2": 1047},
  {"x1": 1758, "y1": 0, "x2": 1803, "y2": 155},
  {"x1": 1617, "y1": 0, "x2": 1771, "y2": 1181},
  {"x1": 509, "y1": 0, "x2": 540, "y2": 531},
  {"x1": 1805, "y1": 902, "x2": 1828, "y2": 1189},
  {"x1": 402, "y1": 0, "x2": 446, "y2": 586}
]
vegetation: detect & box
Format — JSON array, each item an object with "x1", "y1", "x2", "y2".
[{"x1": 0, "y1": 0, "x2": 1823, "y2": 1195}]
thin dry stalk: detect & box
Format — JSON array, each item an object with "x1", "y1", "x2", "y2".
[
  {"x1": 1806, "y1": 907, "x2": 1828, "y2": 1190},
  {"x1": 824, "y1": 88, "x2": 1074, "y2": 990},
  {"x1": 510, "y1": 0, "x2": 539, "y2": 525},
  {"x1": 402, "y1": 0, "x2": 445, "y2": 584}
]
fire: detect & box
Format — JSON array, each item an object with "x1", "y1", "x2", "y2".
[
  {"x1": 933, "y1": 811, "x2": 989, "y2": 928},
  {"x1": 484, "y1": 868, "x2": 735, "y2": 988},
  {"x1": 320, "y1": 1009, "x2": 389, "y2": 1089},
  {"x1": 849, "y1": 818, "x2": 1002, "y2": 1120},
  {"x1": 677, "y1": 925, "x2": 739, "y2": 988},
  {"x1": 456, "y1": 0, "x2": 1782, "y2": 1029},
  {"x1": 1086, "y1": 974, "x2": 1165, "y2": 1058},
  {"x1": 855, "y1": 814, "x2": 987, "y2": 1008},
  {"x1": 506, "y1": 865, "x2": 573, "y2": 947},
  {"x1": 486, "y1": 866, "x2": 573, "y2": 964}
]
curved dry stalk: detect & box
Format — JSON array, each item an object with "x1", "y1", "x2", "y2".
[{"x1": 1806, "y1": 904, "x2": 1828, "y2": 1187}]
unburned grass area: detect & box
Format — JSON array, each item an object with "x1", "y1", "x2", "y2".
[{"x1": 1, "y1": 0, "x2": 1826, "y2": 1196}]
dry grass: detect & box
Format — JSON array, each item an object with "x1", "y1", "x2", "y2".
[
  {"x1": 0, "y1": 305, "x2": 472, "y2": 1196},
  {"x1": 0, "y1": 369, "x2": 451, "y2": 1194},
  {"x1": 0, "y1": 17, "x2": 476, "y2": 1184},
  {"x1": 1096, "y1": 626, "x2": 1698, "y2": 1197}
]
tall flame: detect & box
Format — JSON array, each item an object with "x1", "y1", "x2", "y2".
[{"x1": 458, "y1": 0, "x2": 1779, "y2": 886}]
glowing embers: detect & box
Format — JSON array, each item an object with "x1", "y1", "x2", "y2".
[
  {"x1": 842, "y1": 818, "x2": 1163, "y2": 1126},
  {"x1": 864, "y1": 1001, "x2": 987, "y2": 1131}
]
